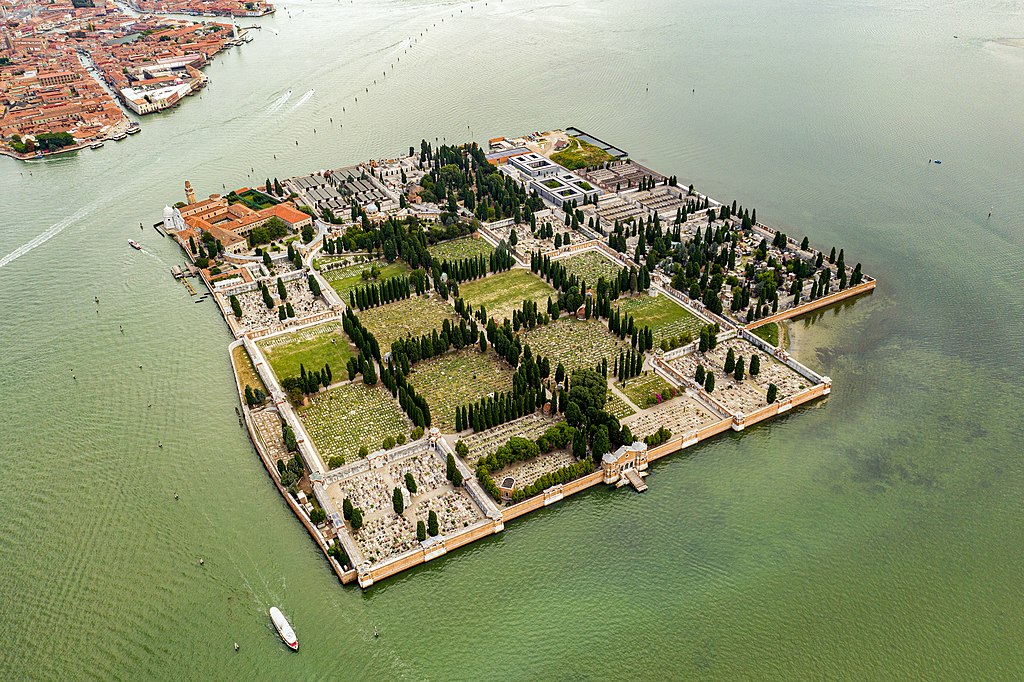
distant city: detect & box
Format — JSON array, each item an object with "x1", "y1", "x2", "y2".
[{"x1": 0, "y1": 0, "x2": 270, "y2": 158}]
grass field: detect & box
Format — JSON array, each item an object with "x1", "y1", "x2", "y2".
[
  {"x1": 559, "y1": 250, "x2": 622, "y2": 284},
  {"x1": 231, "y1": 345, "x2": 265, "y2": 393},
  {"x1": 323, "y1": 260, "x2": 413, "y2": 301},
  {"x1": 615, "y1": 293, "x2": 704, "y2": 345},
  {"x1": 618, "y1": 372, "x2": 677, "y2": 409},
  {"x1": 551, "y1": 138, "x2": 614, "y2": 170},
  {"x1": 458, "y1": 269, "x2": 555, "y2": 322},
  {"x1": 358, "y1": 295, "x2": 461, "y2": 350},
  {"x1": 428, "y1": 236, "x2": 494, "y2": 261},
  {"x1": 520, "y1": 317, "x2": 630, "y2": 374},
  {"x1": 408, "y1": 348, "x2": 516, "y2": 431},
  {"x1": 751, "y1": 322, "x2": 779, "y2": 347},
  {"x1": 257, "y1": 321, "x2": 355, "y2": 381},
  {"x1": 299, "y1": 381, "x2": 410, "y2": 463}
]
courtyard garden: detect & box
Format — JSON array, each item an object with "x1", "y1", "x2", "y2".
[
  {"x1": 551, "y1": 137, "x2": 614, "y2": 170},
  {"x1": 298, "y1": 381, "x2": 410, "y2": 464},
  {"x1": 428, "y1": 236, "x2": 494, "y2": 261},
  {"x1": 458, "y1": 268, "x2": 555, "y2": 323},
  {"x1": 559, "y1": 250, "x2": 621, "y2": 284},
  {"x1": 520, "y1": 317, "x2": 630, "y2": 374},
  {"x1": 614, "y1": 293, "x2": 704, "y2": 346},
  {"x1": 358, "y1": 294, "x2": 462, "y2": 350},
  {"x1": 751, "y1": 322, "x2": 780, "y2": 347},
  {"x1": 323, "y1": 259, "x2": 413, "y2": 301},
  {"x1": 258, "y1": 321, "x2": 355, "y2": 381},
  {"x1": 408, "y1": 347, "x2": 516, "y2": 432}
]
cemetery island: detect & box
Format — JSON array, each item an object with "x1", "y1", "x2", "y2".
[{"x1": 159, "y1": 129, "x2": 876, "y2": 588}]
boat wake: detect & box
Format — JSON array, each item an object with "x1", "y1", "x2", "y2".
[
  {"x1": 291, "y1": 88, "x2": 315, "y2": 109},
  {"x1": 267, "y1": 89, "x2": 292, "y2": 113},
  {"x1": 0, "y1": 202, "x2": 97, "y2": 270}
]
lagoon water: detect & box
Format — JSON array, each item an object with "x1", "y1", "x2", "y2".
[{"x1": 2, "y1": 0, "x2": 1023, "y2": 678}]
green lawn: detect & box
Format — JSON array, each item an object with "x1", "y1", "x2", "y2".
[
  {"x1": 428, "y1": 236, "x2": 494, "y2": 261},
  {"x1": 258, "y1": 321, "x2": 355, "y2": 381},
  {"x1": 323, "y1": 260, "x2": 413, "y2": 301},
  {"x1": 559, "y1": 250, "x2": 622, "y2": 284},
  {"x1": 551, "y1": 138, "x2": 614, "y2": 170},
  {"x1": 458, "y1": 269, "x2": 555, "y2": 323},
  {"x1": 615, "y1": 293, "x2": 704, "y2": 346},
  {"x1": 520, "y1": 317, "x2": 630, "y2": 374},
  {"x1": 358, "y1": 295, "x2": 461, "y2": 350},
  {"x1": 617, "y1": 372, "x2": 678, "y2": 409},
  {"x1": 408, "y1": 348, "x2": 516, "y2": 431},
  {"x1": 231, "y1": 344, "x2": 265, "y2": 393},
  {"x1": 751, "y1": 322, "x2": 779, "y2": 347},
  {"x1": 298, "y1": 381, "x2": 410, "y2": 464}
]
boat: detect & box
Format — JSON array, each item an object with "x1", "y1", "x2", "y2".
[
  {"x1": 90, "y1": 141, "x2": 104, "y2": 149},
  {"x1": 270, "y1": 607, "x2": 298, "y2": 651},
  {"x1": 933, "y1": 159, "x2": 942, "y2": 164},
  {"x1": 112, "y1": 132, "x2": 127, "y2": 141},
  {"x1": 128, "y1": 240, "x2": 142, "y2": 250},
  {"x1": 126, "y1": 124, "x2": 141, "y2": 135}
]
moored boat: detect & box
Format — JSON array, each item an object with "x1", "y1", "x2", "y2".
[
  {"x1": 270, "y1": 607, "x2": 298, "y2": 650},
  {"x1": 90, "y1": 141, "x2": 104, "y2": 149}
]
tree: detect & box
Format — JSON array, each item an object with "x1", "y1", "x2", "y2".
[
  {"x1": 749, "y1": 355, "x2": 760, "y2": 375},
  {"x1": 417, "y1": 520, "x2": 427, "y2": 542},
  {"x1": 704, "y1": 372, "x2": 715, "y2": 393},
  {"x1": 427, "y1": 510, "x2": 439, "y2": 536},
  {"x1": 734, "y1": 357, "x2": 745, "y2": 381},
  {"x1": 277, "y1": 277, "x2": 287, "y2": 301},
  {"x1": 342, "y1": 497, "x2": 353, "y2": 520},
  {"x1": 695, "y1": 364, "x2": 705, "y2": 385},
  {"x1": 262, "y1": 251, "x2": 272, "y2": 268},
  {"x1": 767, "y1": 383, "x2": 778, "y2": 404},
  {"x1": 301, "y1": 224, "x2": 315, "y2": 243},
  {"x1": 358, "y1": 445, "x2": 369, "y2": 458},
  {"x1": 350, "y1": 507, "x2": 364, "y2": 530},
  {"x1": 572, "y1": 430, "x2": 587, "y2": 459},
  {"x1": 392, "y1": 486, "x2": 404, "y2": 514},
  {"x1": 230, "y1": 295, "x2": 242, "y2": 318},
  {"x1": 405, "y1": 472, "x2": 417, "y2": 494},
  {"x1": 309, "y1": 506, "x2": 326, "y2": 524},
  {"x1": 591, "y1": 424, "x2": 611, "y2": 462},
  {"x1": 724, "y1": 348, "x2": 735, "y2": 374}
]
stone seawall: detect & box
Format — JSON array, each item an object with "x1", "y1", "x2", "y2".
[
  {"x1": 746, "y1": 278, "x2": 876, "y2": 330},
  {"x1": 228, "y1": 340, "x2": 354, "y2": 585}
]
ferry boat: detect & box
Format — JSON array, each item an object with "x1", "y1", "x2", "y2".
[
  {"x1": 128, "y1": 240, "x2": 142, "y2": 250},
  {"x1": 269, "y1": 607, "x2": 298, "y2": 651},
  {"x1": 90, "y1": 141, "x2": 104, "y2": 149},
  {"x1": 126, "y1": 124, "x2": 141, "y2": 135},
  {"x1": 112, "y1": 132, "x2": 128, "y2": 141}
]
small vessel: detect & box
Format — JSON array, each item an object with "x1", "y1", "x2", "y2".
[
  {"x1": 126, "y1": 123, "x2": 141, "y2": 135},
  {"x1": 128, "y1": 240, "x2": 142, "y2": 250},
  {"x1": 112, "y1": 132, "x2": 127, "y2": 141},
  {"x1": 270, "y1": 607, "x2": 298, "y2": 651},
  {"x1": 933, "y1": 159, "x2": 942, "y2": 164},
  {"x1": 90, "y1": 141, "x2": 104, "y2": 149}
]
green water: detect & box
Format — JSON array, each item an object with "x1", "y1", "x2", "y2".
[{"x1": 2, "y1": 0, "x2": 1023, "y2": 678}]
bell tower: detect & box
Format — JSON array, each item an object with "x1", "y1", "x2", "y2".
[{"x1": 184, "y1": 180, "x2": 196, "y2": 204}]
